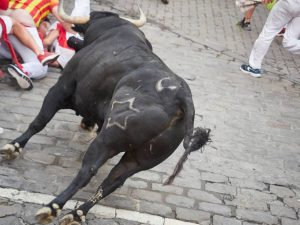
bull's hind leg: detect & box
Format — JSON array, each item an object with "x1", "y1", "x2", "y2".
[
  {"x1": 59, "y1": 151, "x2": 143, "y2": 225},
  {"x1": 35, "y1": 137, "x2": 116, "y2": 224},
  {"x1": 0, "y1": 82, "x2": 74, "y2": 160},
  {"x1": 59, "y1": 123, "x2": 185, "y2": 225}
]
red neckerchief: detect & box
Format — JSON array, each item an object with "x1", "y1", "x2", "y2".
[
  {"x1": 57, "y1": 23, "x2": 73, "y2": 50},
  {"x1": 0, "y1": 17, "x2": 23, "y2": 69}
]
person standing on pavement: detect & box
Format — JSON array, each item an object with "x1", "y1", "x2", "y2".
[
  {"x1": 237, "y1": 0, "x2": 276, "y2": 31},
  {"x1": 240, "y1": 0, "x2": 300, "y2": 78}
]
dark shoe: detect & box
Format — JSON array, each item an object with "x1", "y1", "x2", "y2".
[
  {"x1": 237, "y1": 18, "x2": 251, "y2": 31},
  {"x1": 240, "y1": 64, "x2": 262, "y2": 78},
  {"x1": 38, "y1": 51, "x2": 59, "y2": 66},
  {"x1": 7, "y1": 64, "x2": 33, "y2": 90}
]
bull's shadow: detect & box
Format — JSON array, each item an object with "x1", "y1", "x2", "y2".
[{"x1": 0, "y1": 1, "x2": 210, "y2": 225}]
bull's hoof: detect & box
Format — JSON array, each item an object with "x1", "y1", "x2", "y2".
[
  {"x1": 36, "y1": 207, "x2": 55, "y2": 225},
  {"x1": 0, "y1": 143, "x2": 22, "y2": 160},
  {"x1": 36, "y1": 204, "x2": 61, "y2": 225},
  {"x1": 80, "y1": 118, "x2": 95, "y2": 131},
  {"x1": 59, "y1": 214, "x2": 81, "y2": 225},
  {"x1": 161, "y1": 0, "x2": 169, "y2": 4}
]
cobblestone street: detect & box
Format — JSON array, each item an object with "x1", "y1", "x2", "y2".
[{"x1": 0, "y1": 0, "x2": 300, "y2": 224}]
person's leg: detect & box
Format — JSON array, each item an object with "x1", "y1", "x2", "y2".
[
  {"x1": 282, "y1": 0, "x2": 300, "y2": 53},
  {"x1": 248, "y1": 0, "x2": 293, "y2": 70},
  {"x1": 282, "y1": 16, "x2": 300, "y2": 54},
  {"x1": 237, "y1": 6, "x2": 256, "y2": 31},
  {"x1": 244, "y1": 6, "x2": 256, "y2": 23},
  {"x1": 8, "y1": 33, "x2": 47, "y2": 79},
  {"x1": 10, "y1": 19, "x2": 43, "y2": 56}
]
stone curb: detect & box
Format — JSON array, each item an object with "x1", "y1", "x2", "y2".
[{"x1": 0, "y1": 187, "x2": 198, "y2": 225}]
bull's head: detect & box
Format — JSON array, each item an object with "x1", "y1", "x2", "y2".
[{"x1": 58, "y1": 0, "x2": 146, "y2": 27}]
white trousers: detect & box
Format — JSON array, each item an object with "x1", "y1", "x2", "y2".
[
  {"x1": 249, "y1": 0, "x2": 300, "y2": 69},
  {"x1": 0, "y1": 15, "x2": 12, "y2": 35},
  {"x1": 71, "y1": 0, "x2": 90, "y2": 16},
  {"x1": 0, "y1": 26, "x2": 47, "y2": 79}
]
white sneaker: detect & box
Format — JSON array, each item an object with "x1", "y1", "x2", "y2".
[{"x1": 7, "y1": 64, "x2": 33, "y2": 90}]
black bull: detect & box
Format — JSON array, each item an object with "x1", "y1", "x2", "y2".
[{"x1": 0, "y1": 10, "x2": 210, "y2": 225}]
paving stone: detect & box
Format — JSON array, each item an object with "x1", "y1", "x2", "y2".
[
  {"x1": 132, "y1": 170, "x2": 161, "y2": 182},
  {"x1": 213, "y1": 215, "x2": 242, "y2": 225},
  {"x1": 187, "y1": 189, "x2": 222, "y2": 204},
  {"x1": 152, "y1": 183, "x2": 183, "y2": 195},
  {"x1": 236, "y1": 208, "x2": 279, "y2": 224},
  {"x1": 229, "y1": 178, "x2": 267, "y2": 191},
  {"x1": 270, "y1": 185, "x2": 295, "y2": 198},
  {"x1": 0, "y1": 216, "x2": 22, "y2": 225},
  {"x1": 270, "y1": 204, "x2": 297, "y2": 219},
  {"x1": 102, "y1": 194, "x2": 139, "y2": 212},
  {"x1": 239, "y1": 189, "x2": 277, "y2": 203},
  {"x1": 139, "y1": 201, "x2": 173, "y2": 217},
  {"x1": 284, "y1": 198, "x2": 300, "y2": 209},
  {"x1": 0, "y1": 175, "x2": 24, "y2": 189},
  {"x1": 131, "y1": 189, "x2": 162, "y2": 202},
  {"x1": 281, "y1": 218, "x2": 300, "y2": 225},
  {"x1": 242, "y1": 223, "x2": 260, "y2": 225},
  {"x1": 0, "y1": 204, "x2": 22, "y2": 217},
  {"x1": 169, "y1": 176, "x2": 202, "y2": 189},
  {"x1": 225, "y1": 194, "x2": 268, "y2": 211},
  {"x1": 165, "y1": 194, "x2": 195, "y2": 208},
  {"x1": 176, "y1": 207, "x2": 210, "y2": 223},
  {"x1": 125, "y1": 179, "x2": 148, "y2": 189},
  {"x1": 205, "y1": 183, "x2": 236, "y2": 196},
  {"x1": 201, "y1": 172, "x2": 228, "y2": 183},
  {"x1": 198, "y1": 202, "x2": 232, "y2": 217}
]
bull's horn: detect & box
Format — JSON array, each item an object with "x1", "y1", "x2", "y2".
[
  {"x1": 58, "y1": 0, "x2": 90, "y2": 24},
  {"x1": 59, "y1": 0, "x2": 146, "y2": 27},
  {"x1": 120, "y1": 5, "x2": 147, "y2": 27}
]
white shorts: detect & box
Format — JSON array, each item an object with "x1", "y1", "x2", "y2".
[{"x1": 0, "y1": 15, "x2": 13, "y2": 37}]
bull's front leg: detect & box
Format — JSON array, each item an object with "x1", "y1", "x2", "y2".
[
  {"x1": 35, "y1": 138, "x2": 115, "y2": 225},
  {"x1": 0, "y1": 85, "x2": 66, "y2": 160}
]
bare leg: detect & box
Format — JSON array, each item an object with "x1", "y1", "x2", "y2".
[
  {"x1": 244, "y1": 5, "x2": 256, "y2": 23},
  {"x1": 11, "y1": 20, "x2": 43, "y2": 55}
]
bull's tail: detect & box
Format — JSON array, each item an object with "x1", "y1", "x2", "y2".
[{"x1": 164, "y1": 82, "x2": 211, "y2": 185}]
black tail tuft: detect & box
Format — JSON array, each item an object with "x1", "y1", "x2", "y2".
[
  {"x1": 187, "y1": 127, "x2": 211, "y2": 152},
  {"x1": 164, "y1": 127, "x2": 211, "y2": 185}
]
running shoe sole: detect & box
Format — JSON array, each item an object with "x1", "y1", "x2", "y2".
[
  {"x1": 7, "y1": 65, "x2": 33, "y2": 90},
  {"x1": 40, "y1": 54, "x2": 60, "y2": 66},
  {"x1": 240, "y1": 66, "x2": 262, "y2": 78}
]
